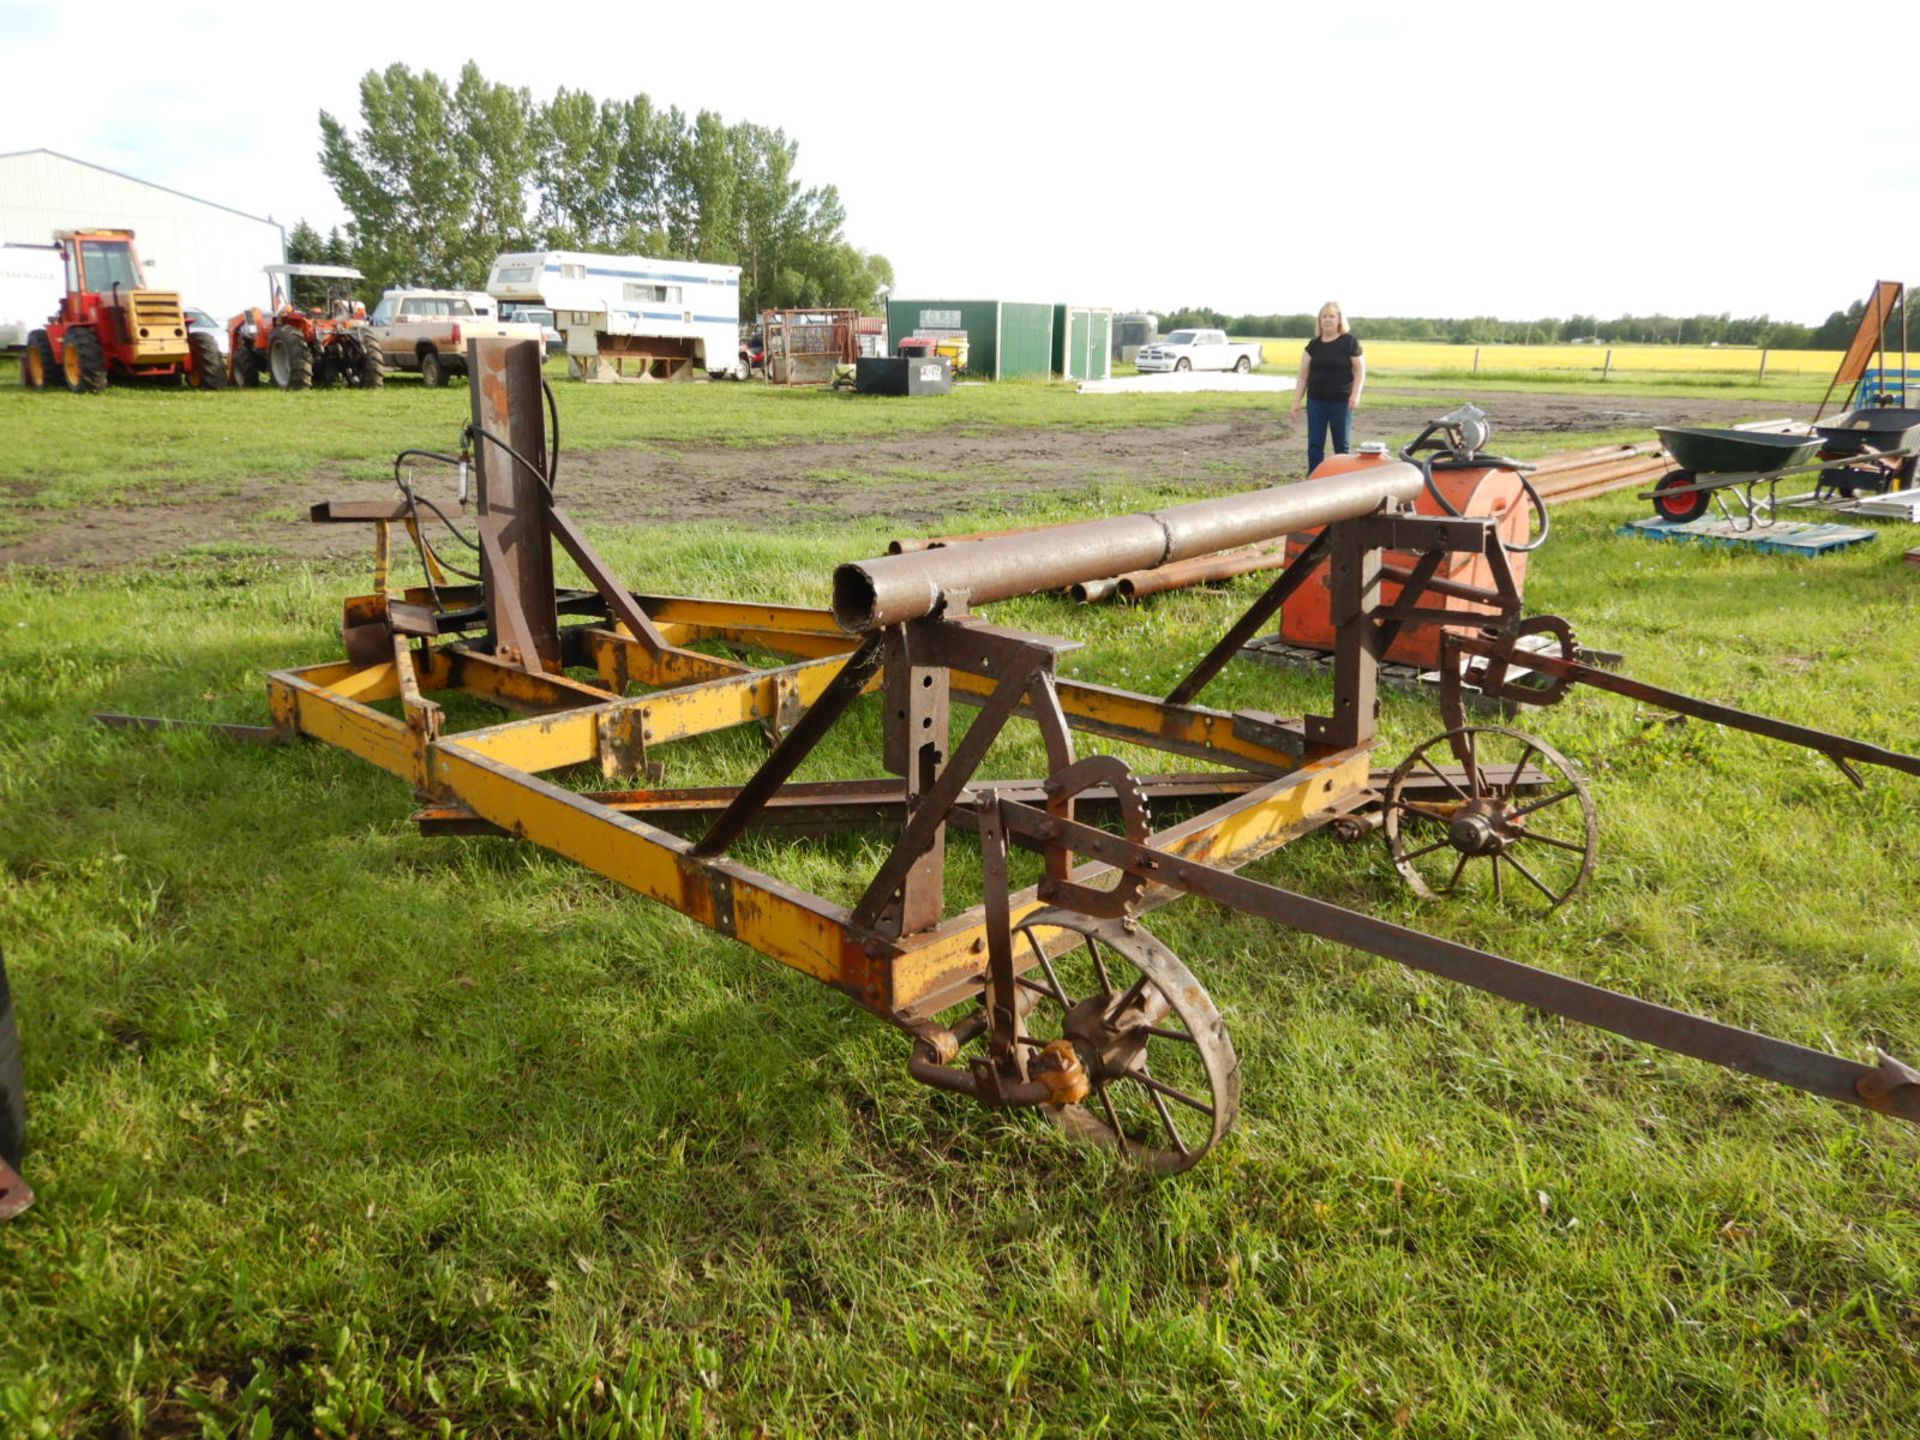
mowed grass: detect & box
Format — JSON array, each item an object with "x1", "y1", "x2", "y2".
[{"x1": 3, "y1": 380, "x2": 1920, "y2": 1434}]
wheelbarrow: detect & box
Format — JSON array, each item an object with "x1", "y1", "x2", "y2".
[{"x1": 1646, "y1": 420, "x2": 1920, "y2": 526}]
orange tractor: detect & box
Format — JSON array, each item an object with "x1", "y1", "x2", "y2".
[
  {"x1": 227, "y1": 263, "x2": 383, "y2": 391},
  {"x1": 19, "y1": 229, "x2": 225, "y2": 393}
]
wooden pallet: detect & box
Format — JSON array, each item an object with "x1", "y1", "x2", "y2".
[{"x1": 1618, "y1": 516, "x2": 1879, "y2": 556}]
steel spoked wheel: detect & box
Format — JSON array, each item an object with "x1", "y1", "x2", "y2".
[
  {"x1": 1009, "y1": 908, "x2": 1239, "y2": 1173},
  {"x1": 1383, "y1": 725, "x2": 1598, "y2": 912}
]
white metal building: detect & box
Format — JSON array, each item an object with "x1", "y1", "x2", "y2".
[{"x1": 0, "y1": 149, "x2": 285, "y2": 325}]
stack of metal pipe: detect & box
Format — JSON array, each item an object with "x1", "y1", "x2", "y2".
[{"x1": 1526, "y1": 442, "x2": 1671, "y2": 507}]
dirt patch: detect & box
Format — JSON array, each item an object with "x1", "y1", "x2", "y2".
[{"x1": 0, "y1": 388, "x2": 1791, "y2": 573}]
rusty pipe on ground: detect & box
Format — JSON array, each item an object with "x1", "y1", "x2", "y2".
[
  {"x1": 1532, "y1": 455, "x2": 1670, "y2": 487},
  {"x1": 1071, "y1": 576, "x2": 1122, "y2": 603},
  {"x1": 1534, "y1": 461, "x2": 1671, "y2": 506},
  {"x1": 835, "y1": 465, "x2": 1427, "y2": 632},
  {"x1": 1529, "y1": 443, "x2": 1664, "y2": 476},
  {"x1": 888, "y1": 525, "x2": 1042, "y2": 555},
  {"x1": 1117, "y1": 545, "x2": 1287, "y2": 602}
]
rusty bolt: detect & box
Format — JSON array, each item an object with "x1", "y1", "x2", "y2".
[{"x1": 1029, "y1": 1040, "x2": 1091, "y2": 1105}]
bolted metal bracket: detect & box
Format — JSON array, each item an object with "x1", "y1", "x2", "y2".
[
  {"x1": 597, "y1": 705, "x2": 664, "y2": 782},
  {"x1": 1855, "y1": 1050, "x2": 1920, "y2": 1116}
]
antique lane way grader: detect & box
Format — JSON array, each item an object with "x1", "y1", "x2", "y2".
[{"x1": 81, "y1": 341, "x2": 1920, "y2": 1179}]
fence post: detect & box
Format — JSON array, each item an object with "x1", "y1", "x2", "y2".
[
  {"x1": 1472, "y1": 348, "x2": 1480, "y2": 375},
  {"x1": 1602, "y1": 349, "x2": 1613, "y2": 380},
  {"x1": 1758, "y1": 349, "x2": 1769, "y2": 381}
]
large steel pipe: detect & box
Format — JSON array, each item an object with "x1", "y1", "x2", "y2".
[{"x1": 833, "y1": 464, "x2": 1425, "y2": 632}]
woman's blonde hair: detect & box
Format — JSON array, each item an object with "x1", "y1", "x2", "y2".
[{"x1": 1318, "y1": 301, "x2": 1350, "y2": 336}]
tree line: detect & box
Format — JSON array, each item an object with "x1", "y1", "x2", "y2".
[
  {"x1": 297, "y1": 62, "x2": 892, "y2": 317},
  {"x1": 1156, "y1": 302, "x2": 1892, "y2": 351}
]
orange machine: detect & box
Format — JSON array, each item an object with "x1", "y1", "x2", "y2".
[{"x1": 1280, "y1": 439, "x2": 1533, "y2": 669}]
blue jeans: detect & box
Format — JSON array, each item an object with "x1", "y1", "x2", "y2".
[{"x1": 1306, "y1": 397, "x2": 1352, "y2": 474}]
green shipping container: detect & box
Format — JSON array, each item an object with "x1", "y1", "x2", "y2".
[
  {"x1": 885, "y1": 299, "x2": 1057, "y2": 380},
  {"x1": 1052, "y1": 305, "x2": 1114, "y2": 381}
]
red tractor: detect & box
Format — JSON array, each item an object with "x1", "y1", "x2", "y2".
[
  {"x1": 19, "y1": 229, "x2": 225, "y2": 393},
  {"x1": 227, "y1": 263, "x2": 383, "y2": 391}
]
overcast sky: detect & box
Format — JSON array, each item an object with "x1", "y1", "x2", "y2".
[{"x1": 5, "y1": 1, "x2": 1914, "y2": 325}]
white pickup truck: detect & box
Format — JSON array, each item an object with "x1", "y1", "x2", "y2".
[
  {"x1": 365, "y1": 289, "x2": 545, "y2": 386},
  {"x1": 1132, "y1": 328, "x2": 1265, "y2": 374}
]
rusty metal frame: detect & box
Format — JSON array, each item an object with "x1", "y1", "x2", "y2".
[
  {"x1": 95, "y1": 338, "x2": 1920, "y2": 1181},
  {"x1": 761, "y1": 307, "x2": 858, "y2": 386},
  {"x1": 264, "y1": 599, "x2": 1367, "y2": 1023}
]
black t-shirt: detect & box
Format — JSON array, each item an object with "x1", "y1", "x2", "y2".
[{"x1": 1304, "y1": 333, "x2": 1362, "y2": 403}]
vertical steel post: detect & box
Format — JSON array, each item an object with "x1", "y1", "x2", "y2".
[
  {"x1": 469, "y1": 337, "x2": 561, "y2": 671},
  {"x1": 880, "y1": 622, "x2": 952, "y2": 937},
  {"x1": 1306, "y1": 526, "x2": 1382, "y2": 751}
]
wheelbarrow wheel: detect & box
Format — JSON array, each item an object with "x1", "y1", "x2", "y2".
[
  {"x1": 1383, "y1": 725, "x2": 1598, "y2": 914},
  {"x1": 1008, "y1": 908, "x2": 1239, "y2": 1173},
  {"x1": 1653, "y1": 469, "x2": 1710, "y2": 522}
]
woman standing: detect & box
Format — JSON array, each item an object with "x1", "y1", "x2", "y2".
[{"x1": 1288, "y1": 302, "x2": 1366, "y2": 474}]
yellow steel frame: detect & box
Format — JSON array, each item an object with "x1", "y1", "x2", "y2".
[{"x1": 268, "y1": 593, "x2": 1375, "y2": 1024}]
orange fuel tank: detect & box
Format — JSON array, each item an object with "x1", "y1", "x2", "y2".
[{"x1": 1278, "y1": 449, "x2": 1531, "y2": 669}]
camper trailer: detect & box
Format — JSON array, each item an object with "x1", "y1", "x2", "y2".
[
  {"x1": 485, "y1": 251, "x2": 741, "y2": 381},
  {"x1": 0, "y1": 244, "x2": 63, "y2": 350}
]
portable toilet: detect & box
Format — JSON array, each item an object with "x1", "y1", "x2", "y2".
[{"x1": 1053, "y1": 305, "x2": 1114, "y2": 382}]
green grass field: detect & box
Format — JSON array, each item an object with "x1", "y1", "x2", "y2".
[{"x1": 3, "y1": 369, "x2": 1919, "y2": 1436}]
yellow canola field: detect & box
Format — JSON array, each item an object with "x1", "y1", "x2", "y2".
[{"x1": 1251, "y1": 339, "x2": 1846, "y2": 377}]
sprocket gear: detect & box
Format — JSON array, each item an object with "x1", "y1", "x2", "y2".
[
  {"x1": 1471, "y1": 615, "x2": 1581, "y2": 705},
  {"x1": 1037, "y1": 754, "x2": 1153, "y2": 919}
]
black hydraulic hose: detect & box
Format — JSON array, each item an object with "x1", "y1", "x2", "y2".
[
  {"x1": 542, "y1": 378, "x2": 560, "y2": 493},
  {"x1": 392, "y1": 447, "x2": 466, "y2": 472},
  {"x1": 464, "y1": 421, "x2": 553, "y2": 498},
  {"x1": 404, "y1": 491, "x2": 481, "y2": 555},
  {"x1": 387, "y1": 379, "x2": 567, "y2": 611},
  {"x1": 391, "y1": 446, "x2": 481, "y2": 610},
  {"x1": 1404, "y1": 450, "x2": 1551, "y2": 554},
  {"x1": 1501, "y1": 469, "x2": 1550, "y2": 553}
]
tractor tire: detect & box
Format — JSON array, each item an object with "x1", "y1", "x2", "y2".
[
  {"x1": 184, "y1": 331, "x2": 227, "y2": 390},
  {"x1": 231, "y1": 339, "x2": 260, "y2": 388},
  {"x1": 269, "y1": 328, "x2": 313, "y2": 391},
  {"x1": 62, "y1": 327, "x2": 108, "y2": 394},
  {"x1": 359, "y1": 340, "x2": 386, "y2": 390},
  {"x1": 0, "y1": 950, "x2": 24, "y2": 1173},
  {"x1": 419, "y1": 348, "x2": 447, "y2": 388},
  {"x1": 20, "y1": 330, "x2": 55, "y2": 389}
]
